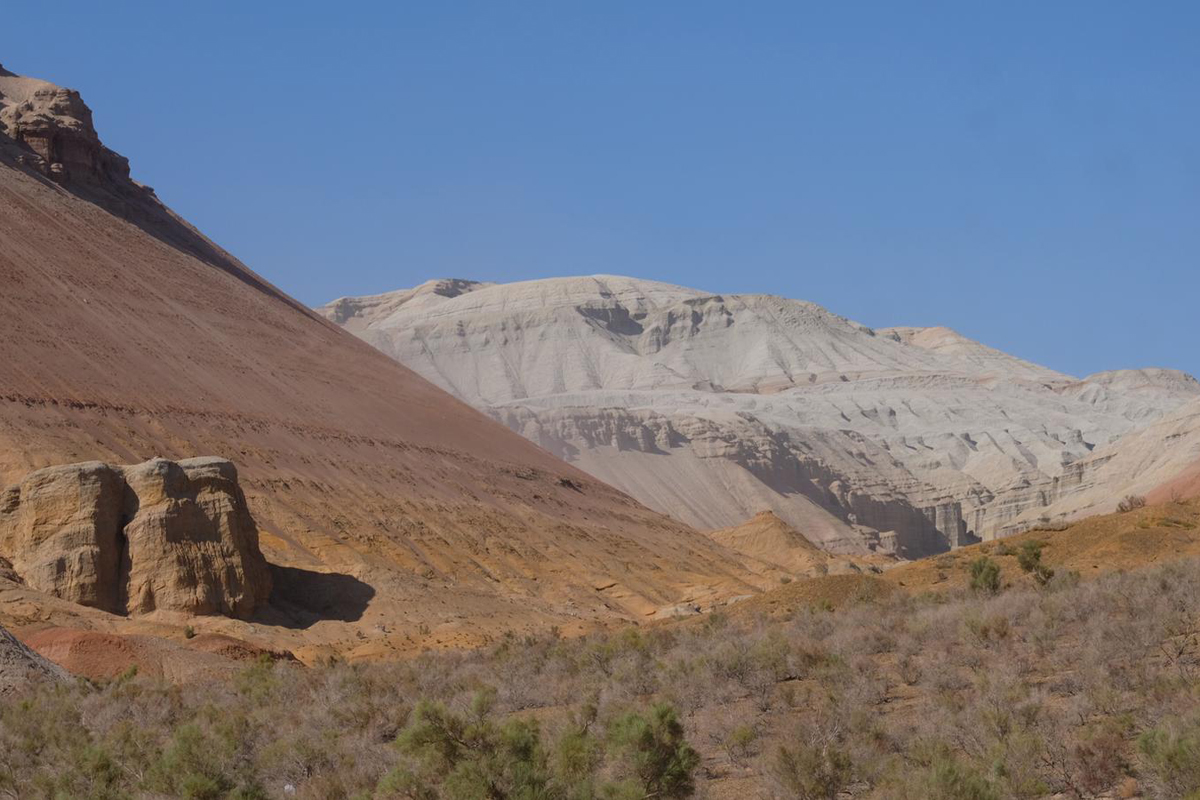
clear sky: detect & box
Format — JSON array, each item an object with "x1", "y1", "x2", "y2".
[{"x1": 5, "y1": 2, "x2": 1198, "y2": 378}]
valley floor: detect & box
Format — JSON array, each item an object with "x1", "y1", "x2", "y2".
[{"x1": 3, "y1": 501, "x2": 1200, "y2": 798}]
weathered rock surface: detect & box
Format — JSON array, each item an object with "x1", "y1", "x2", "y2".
[
  {"x1": 0, "y1": 65, "x2": 132, "y2": 187},
  {"x1": 321, "y1": 276, "x2": 1200, "y2": 554},
  {"x1": 0, "y1": 462, "x2": 123, "y2": 611},
  {"x1": 0, "y1": 458, "x2": 271, "y2": 618},
  {"x1": 0, "y1": 623, "x2": 69, "y2": 695},
  {"x1": 1040, "y1": 399, "x2": 1200, "y2": 521}
]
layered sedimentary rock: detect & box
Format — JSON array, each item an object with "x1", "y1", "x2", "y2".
[
  {"x1": 0, "y1": 458, "x2": 271, "y2": 618},
  {"x1": 0, "y1": 70, "x2": 130, "y2": 186},
  {"x1": 321, "y1": 276, "x2": 1200, "y2": 555},
  {"x1": 0, "y1": 462, "x2": 123, "y2": 611},
  {"x1": 0, "y1": 65, "x2": 765, "y2": 657},
  {"x1": 120, "y1": 458, "x2": 271, "y2": 616}
]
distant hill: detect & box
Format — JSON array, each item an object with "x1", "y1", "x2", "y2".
[{"x1": 321, "y1": 275, "x2": 1200, "y2": 556}]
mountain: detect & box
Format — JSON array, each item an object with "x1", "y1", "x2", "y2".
[
  {"x1": 0, "y1": 65, "x2": 768, "y2": 659},
  {"x1": 320, "y1": 275, "x2": 1200, "y2": 556}
]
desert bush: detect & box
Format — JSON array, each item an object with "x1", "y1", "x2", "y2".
[
  {"x1": 606, "y1": 703, "x2": 699, "y2": 799},
  {"x1": 1117, "y1": 494, "x2": 1147, "y2": 513},
  {"x1": 722, "y1": 723, "x2": 758, "y2": 766},
  {"x1": 1138, "y1": 717, "x2": 1200, "y2": 797},
  {"x1": 1070, "y1": 717, "x2": 1133, "y2": 796},
  {"x1": 1016, "y1": 540, "x2": 1055, "y2": 586},
  {"x1": 7, "y1": 557, "x2": 1200, "y2": 797},
  {"x1": 768, "y1": 734, "x2": 852, "y2": 800},
  {"x1": 968, "y1": 556, "x2": 1002, "y2": 594},
  {"x1": 379, "y1": 691, "x2": 701, "y2": 799},
  {"x1": 882, "y1": 743, "x2": 1000, "y2": 800}
]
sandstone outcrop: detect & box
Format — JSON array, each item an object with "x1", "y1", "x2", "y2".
[
  {"x1": 0, "y1": 65, "x2": 131, "y2": 187},
  {"x1": 0, "y1": 462, "x2": 123, "y2": 611},
  {"x1": 0, "y1": 458, "x2": 271, "y2": 618},
  {"x1": 321, "y1": 276, "x2": 1200, "y2": 555}
]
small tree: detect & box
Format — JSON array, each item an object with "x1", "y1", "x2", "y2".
[{"x1": 968, "y1": 556, "x2": 1001, "y2": 594}]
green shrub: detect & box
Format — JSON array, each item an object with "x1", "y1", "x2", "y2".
[
  {"x1": 884, "y1": 746, "x2": 1000, "y2": 800},
  {"x1": 382, "y1": 690, "x2": 553, "y2": 799},
  {"x1": 143, "y1": 723, "x2": 236, "y2": 799},
  {"x1": 923, "y1": 753, "x2": 1000, "y2": 800},
  {"x1": 1016, "y1": 541, "x2": 1055, "y2": 586},
  {"x1": 723, "y1": 724, "x2": 758, "y2": 765},
  {"x1": 606, "y1": 703, "x2": 699, "y2": 799},
  {"x1": 968, "y1": 556, "x2": 1002, "y2": 594}
]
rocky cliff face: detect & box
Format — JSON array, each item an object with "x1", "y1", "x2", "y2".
[
  {"x1": 0, "y1": 458, "x2": 271, "y2": 618},
  {"x1": 0, "y1": 65, "x2": 133, "y2": 189},
  {"x1": 321, "y1": 276, "x2": 1200, "y2": 556}
]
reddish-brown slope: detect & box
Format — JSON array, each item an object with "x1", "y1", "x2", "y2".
[
  {"x1": 0, "y1": 70, "x2": 763, "y2": 658},
  {"x1": 1148, "y1": 458, "x2": 1200, "y2": 503}
]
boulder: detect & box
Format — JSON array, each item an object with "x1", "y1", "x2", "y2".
[
  {"x1": 0, "y1": 458, "x2": 271, "y2": 618},
  {"x1": 652, "y1": 602, "x2": 701, "y2": 620},
  {"x1": 0, "y1": 462, "x2": 124, "y2": 612},
  {"x1": 121, "y1": 458, "x2": 271, "y2": 617}
]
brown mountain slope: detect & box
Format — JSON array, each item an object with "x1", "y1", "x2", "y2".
[{"x1": 0, "y1": 66, "x2": 764, "y2": 660}]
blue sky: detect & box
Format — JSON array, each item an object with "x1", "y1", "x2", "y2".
[{"x1": 5, "y1": 2, "x2": 1198, "y2": 378}]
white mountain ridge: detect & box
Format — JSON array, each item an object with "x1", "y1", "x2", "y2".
[{"x1": 319, "y1": 275, "x2": 1200, "y2": 555}]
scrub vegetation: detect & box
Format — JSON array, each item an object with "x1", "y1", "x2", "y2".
[{"x1": 4, "y1": 555, "x2": 1200, "y2": 798}]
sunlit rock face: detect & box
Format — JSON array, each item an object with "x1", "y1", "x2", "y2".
[
  {"x1": 0, "y1": 458, "x2": 271, "y2": 618},
  {"x1": 321, "y1": 276, "x2": 1200, "y2": 557},
  {"x1": 0, "y1": 67, "x2": 131, "y2": 187}
]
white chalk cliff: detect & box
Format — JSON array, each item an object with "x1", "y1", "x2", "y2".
[{"x1": 320, "y1": 276, "x2": 1200, "y2": 555}]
